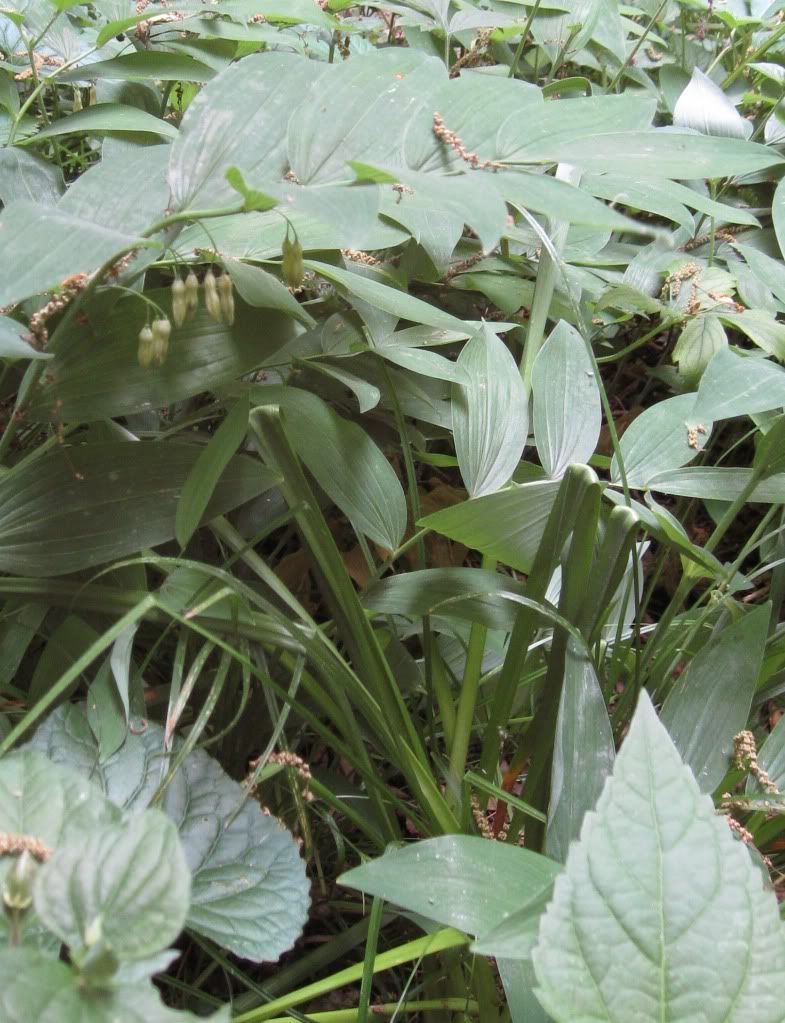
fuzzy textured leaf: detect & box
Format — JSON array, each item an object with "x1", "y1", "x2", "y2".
[
  {"x1": 532, "y1": 691, "x2": 785, "y2": 1022},
  {"x1": 28, "y1": 706, "x2": 310, "y2": 963}
]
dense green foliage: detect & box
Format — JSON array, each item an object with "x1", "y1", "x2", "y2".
[{"x1": 3, "y1": 0, "x2": 785, "y2": 1019}]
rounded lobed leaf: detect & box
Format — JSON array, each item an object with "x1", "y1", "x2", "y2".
[{"x1": 34, "y1": 810, "x2": 190, "y2": 960}]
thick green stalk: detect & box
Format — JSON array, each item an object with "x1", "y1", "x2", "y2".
[
  {"x1": 249, "y1": 407, "x2": 451, "y2": 833},
  {"x1": 356, "y1": 898, "x2": 385, "y2": 1023},
  {"x1": 517, "y1": 481, "x2": 602, "y2": 850},
  {"x1": 234, "y1": 929, "x2": 470, "y2": 1022},
  {"x1": 480, "y1": 465, "x2": 597, "y2": 780},
  {"x1": 449, "y1": 556, "x2": 495, "y2": 797},
  {"x1": 259, "y1": 1000, "x2": 480, "y2": 1023}
]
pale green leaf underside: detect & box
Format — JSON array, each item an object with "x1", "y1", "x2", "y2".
[{"x1": 532, "y1": 691, "x2": 785, "y2": 1023}]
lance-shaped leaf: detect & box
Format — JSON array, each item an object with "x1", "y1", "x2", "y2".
[
  {"x1": 546, "y1": 640, "x2": 614, "y2": 863},
  {"x1": 660, "y1": 604, "x2": 769, "y2": 793},
  {"x1": 453, "y1": 326, "x2": 528, "y2": 497},
  {"x1": 533, "y1": 321, "x2": 601, "y2": 478},
  {"x1": 532, "y1": 691, "x2": 785, "y2": 1023}
]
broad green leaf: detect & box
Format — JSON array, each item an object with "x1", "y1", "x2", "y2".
[
  {"x1": 305, "y1": 259, "x2": 470, "y2": 334},
  {"x1": 340, "y1": 835, "x2": 560, "y2": 938},
  {"x1": 497, "y1": 959, "x2": 550, "y2": 1023},
  {"x1": 0, "y1": 145, "x2": 170, "y2": 310},
  {"x1": 546, "y1": 640, "x2": 614, "y2": 863},
  {"x1": 532, "y1": 691, "x2": 785, "y2": 1022},
  {"x1": 453, "y1": 326, "x2": 528, "y2": 498},
  {"x1": 0, "y1": 149, "x2": 63, "y2": 205},
  {"x1": 736, "y1": 243, "x2": 785, "y2": 307},
  {"x1": 174, "y1": 205, "x2": 408, "y2": 262},
  {"x1": 252, "y1": 385, "x2": 407, "y2": 550},
  {"x1": 88, "y1": 658, "x2": 128, "y2": 762},
  {"x1": 720, "y1": 308, "x2": 785, "y2": 360},
  {"x1": 0, "y1": 750, "x2": 117, "y2": 951},
  {"x1": 405, "y1": 71, "x2": 543, "y2": 172},
  {"x1": 693, "y1": 348, "x2": 785, "y2": 422},
  {"x1": 175, "y1": 396, "x2": 250, "y2": 549},
  {"x1": 772, "y1": 174, "x2": 785, "y2": 259},
  {"x1": 224, "y1": 255, "x2": 316, "y2": 327},
  {"x1": 610, "y1": 394, "x2": 712, "y2": 487},
  {"x1": 645, "y1": 466, "x2": 785, "y2": 503},
  {"x1": 584, "y1": 173, "x2": 759, "y2": 228},
  {"x1": 540, "y1": 130, "x2": 783, "y2": 178},
  {"x1": 168, "y1": 52, "x2": 328, "y2": 209},
  {"x1": 375, "y1": 344, "x2": 470, "y2": 385},
  {"x1": 28, "y1": 705, "x2": 310, "y2": 963},
  {"x1": 23, "y1": 103, "x2": 177, "y2": 142},
  {"x1": 58, "y1": 142, "x2": 171, "y2": 237},
  {"x1": 0, "y1": 202, "x2": 148, "y2": 309},
  {"x1": 210, "y1": 0, "x2": 334, "y2": 28},
  {"x1": 496, "y1": 93, "x2": 656, "y2": 162},
  {"x1": 500, "y1": 170, "x2": 652, "y2": 233},
  {"x1": 0, "y1": 603, "x2": 48, "y2": 688},
  {"x1": 0, "y1": 442, "x2": 278, "y2": 577},
  {"x1": 419, "y1": 482, "x2": 562, "y2": 573},
  {"x1": 0, "y1": 949, "x2": 229, "y2": 1023},
  {"x1": 533, "y1": 321, "x2": 600, "y2": 478},
  {"x1": 28, "y1": 290, "x2": 299, "y2": 423},
  {"x1": 362, "y1": 567, "x2": 530, "y2": 630},
  {"x1": 755, "y1": 711, "x2": 785, "y2": 792},
  {"x1": 288, "y1": 48, "x2": 443, "y2": 185},
  {"x1": 0, "y1": 316, "x2": 51, "y2": 360},
  {"x1": 660, "y1": 605, "x2": 769, "y2": 792},
  {"x1": 674, "y1": 67, "x2": 752, "y2": 139},
  {"x1": 35, "y1": 811, "x2": 190, "y2": 959},
  {"x1": 673, "y1": 315, "x2": 727, "y2": 382},
  {"x1": 374, "y1": 166, "x2": 508, "y2": 255},
  {"x1": 0, "y1": 750, "x2": 115, "y2": 849},
  {"x1": 309, "y1": 359, "x2": 381, "y2": 413},
  {"x1": 28, "y1": 614, "x2": 100, "y2": 706},
  {"x1": 58, "y1": 52, "x2": 216, "y2": 83}
]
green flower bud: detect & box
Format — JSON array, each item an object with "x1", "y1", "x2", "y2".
[
  {"x1": 281, "y1": 234, "x2": 304, "y2": 290},
  {"x1": 3, "y1": 851, "x2": 36, "y2": 911},
  {"x1": 218, "y1": 273, "x2": 235, "y2": 325},
  {"x1": 151, "y1": 318, "x2": 171, "y2": 366},
  {"x1": 184, "y1": 271, "x2": 199, "y2": 319},
  {"x1": 204, "y1": 270, "x2": 221, "y2": 321},
  {"x1": 137, "y1": 324, "x2": 154, "y2": 369},
  {"x1": 171, "y1": 277, "x2": 187, "y2": 328},
  {"x1": 79, "y1": 940, "x2": 120, "y2": 988}
]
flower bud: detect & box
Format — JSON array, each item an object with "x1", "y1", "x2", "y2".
[
  {"x1": 217, "y1": 273, "x2": 235, "y2": 325},
  {"x1": 184, "y1": 270, "x2": 199, "y2": 318},
  {"x1": 204, "y1": 270, "x2": 221, "y2": 321},
  {"x1": 281, "y1": 234, "x2": 304, "y2": 290},
  {"x1": 151, "y1": 318, "x2": 171, "y2": 366},
  {"x1": 137, "y1": 324, "x2": 154, "y2": 369},
  {"x1": 3, "y1": 851, "x2": 36, "y2": 911},
  {"x1": 171, "y1": 277, "x2": 187, "y2": 328}
]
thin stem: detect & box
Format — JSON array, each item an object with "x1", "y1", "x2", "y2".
[
  {"x1": 607, "y1": 0, "x2": 668, "y2": 92},
  {"x1": 8, "y1": 43, "x2": 100, "y2": 146},
  {"x1": 507, "y1": 0, "x2": 544, "y2": 78},
  {"x1": 449, "y1": 556, "x2": 494, "y2": 796}
]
